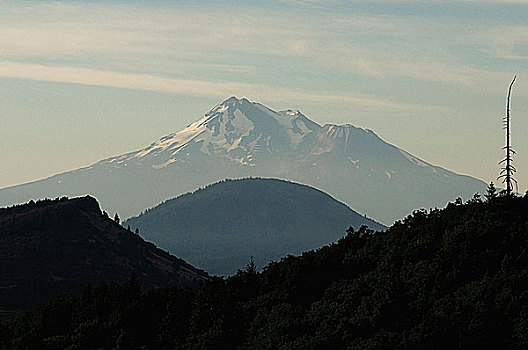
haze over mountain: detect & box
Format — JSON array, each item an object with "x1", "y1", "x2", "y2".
[
  {"x1": 124, "y1": 178, "x2": 386, "y2": 275},
  {"x1": 0, "y1": 97, "x2": 486, "y2": 224},
  {"x1": 0, "y1": 196, "x2": 207, "y2": 317}
]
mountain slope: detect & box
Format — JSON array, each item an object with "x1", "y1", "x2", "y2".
[
  {"x1": 124, "y1": 178, "x2": 386, "y2": 275},
  {"x1": 0, "y1": 196, "x2": 207, "y2": 317},
  {"x1": 4, "y1": 194, "x2": 527, "y2": 349},
  {"x1": 0, "y1": 97, "x2": 487, "y2": 224}
]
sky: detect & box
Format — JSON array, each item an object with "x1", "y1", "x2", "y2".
[{"x1": 1, "y1": 0, "x2": 527, "y2": 193}]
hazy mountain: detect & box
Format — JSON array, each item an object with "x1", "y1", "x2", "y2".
[
  {"x1": 124, "y1": 178, "x2": 386, "y2": 275},
  {"x1": 0, "y1": 196, "x2": 207, "y2": 317},
  {"x1": 0, "y1": 97, "x2": 486, "y2": 224}
]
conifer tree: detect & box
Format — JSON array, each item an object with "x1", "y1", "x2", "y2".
[{"x1": 485, "y1": 182, "x2": 497, "y2": 201}]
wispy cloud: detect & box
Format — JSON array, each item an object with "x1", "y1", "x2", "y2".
[
  {"x1": 481, "y1": 25, "x2": 528, "y2": 60},
  {"x1": 0, "y1": 0, "x2": 526, "y2": 106},
  {"x1": 0, "y1": 61, "x2": 248, "y2": 97},
  {"x1": 0, "y1": 61, "x2": 425, "y2": 112}
]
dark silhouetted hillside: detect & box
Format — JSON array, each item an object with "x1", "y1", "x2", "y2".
[
  {"x1": 2, "y1": 194, "x2": 527, "y2": 349},
  {"x1": 0, "y1": 196, "x2": 207, "y2": 318},
  {"x1": 124, "y1": 178, "x2": 386, "y2": 275}
]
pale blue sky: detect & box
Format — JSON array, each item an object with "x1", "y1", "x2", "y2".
[{"x1": 1, "y1": 0, "x2": 527, "y2": 193}]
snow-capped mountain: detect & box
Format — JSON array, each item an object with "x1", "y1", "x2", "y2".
[
  {"x1": 0, "y1": 97, "x2": 486, "y2": 224},
  {"x1": 112, "y1": 96, "x2": 321, "y2": 167}
]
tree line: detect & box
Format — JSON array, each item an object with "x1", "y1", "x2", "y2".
[{"x1": 1, "y1": 191, "x2": 527, "y2": 349}]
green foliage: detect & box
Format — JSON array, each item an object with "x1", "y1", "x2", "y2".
[{"x1": 2, "y1": 196, "x2": 527, "y2": 349}]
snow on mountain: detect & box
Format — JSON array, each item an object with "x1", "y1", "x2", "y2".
[
  {"x1": 0, "y1": 97, "x2": 487, "y2": 224},
  {"x1": 105, "y1": 97, "x2": 323, "y2": 168}
]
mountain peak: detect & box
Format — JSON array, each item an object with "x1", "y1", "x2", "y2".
[
  {"x1": 220, "y1": 96, "x2": 249, "y2": 106},
  {"x1": 0, "y1": 97, "x2": 487, "y2": 225},
  {"x1": 206, "y1": 96, "x2": 253, "y2": 117},
  {"x1": 70, "y1": 195, "x2": 101, "y2": 213},
  {"x1": 322, "y1": 123, "x2": 367, "y2": 132}
]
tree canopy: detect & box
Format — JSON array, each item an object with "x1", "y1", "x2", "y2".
[{"x1": 2, "y1": 194, "x2": 527, "y2": 349}]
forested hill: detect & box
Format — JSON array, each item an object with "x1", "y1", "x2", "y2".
[
  {"x1": 124, "y1": 178, "x2": 385, "y2": 275},
  {"x1": 0, "y1": 196, "x2": 207, "y2": 319},
  {"x1": 2, "y1": 194, "x2": 528, "y2": 349}
]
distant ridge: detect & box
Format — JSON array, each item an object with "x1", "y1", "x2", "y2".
[
  {"x1": 0, "y1": 196, "x2": 207, "y2": 316},
  {"x1": 0, "y1": 97, "x2": 487, "y2": 224},
  {"x1": 124, "y1": 178, "x2": 386, "y2": 275}
]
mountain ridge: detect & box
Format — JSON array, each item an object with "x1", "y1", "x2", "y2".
[
  {"x1": 0, "y1": 96, "x2": 487, "y2": 224},
  {"x1": 0, "y1": 195, "x2": 207, "y2": 317},
  {"x1": 4, "y1": 193, "x2": 527, "y2": 349}
]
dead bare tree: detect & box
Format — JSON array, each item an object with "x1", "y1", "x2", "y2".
[{"x1": 498, "y1": 76, "x2": 517, "y2": 195}]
